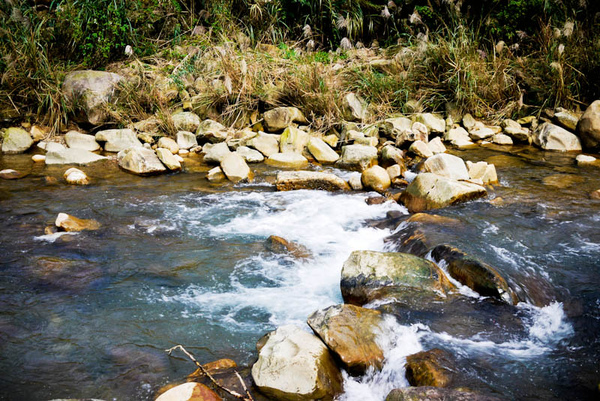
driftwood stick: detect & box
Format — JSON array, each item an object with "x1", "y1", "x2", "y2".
[{"x1": 165, "y1": 345, "x2": 254, "y2": 401}]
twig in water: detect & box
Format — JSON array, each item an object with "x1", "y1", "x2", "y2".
[{"x1": 165, "y1": 345, "x2": 254, "y2": 401}]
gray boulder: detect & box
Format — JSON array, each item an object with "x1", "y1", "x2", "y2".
[
  {"x1": 171, "y1": 111, "x2": 200, "y2": 133},
  {"x1": 577, "y1": 100, "x2": 600, "y2": 151},
  {"x1": 45, "y1": 148, "x2": 107, "y2": 165},
  {"x1": 340, "y1": 250, "x2": 453, "y2": 306},
  {"x1": 263, "y1": 107, "x2": 308, "y2": 132},
  {"x1": 176, "y1": 131, "x2": 198, "y2": 150},
  {"x1": 117, "y1": 147, "x2": 167, "y2": 175},
  {"x1": 63, "y1": 70, "x2": 124, "y2": 125},
  {"x1": 196, "y1": 119, "x2": 228, "y2": 143},
  {"x1": 95, "y1": 129, "x2": 142, "y2": 152},
  {"x1": 2, "y1": 127, "x2": 33, "y2": 154},
  {"x1": 335, "y1": 144, "x2": 378, "y2": 171},
  {"x1": 534, "y1": 122, "x2": 582, "y2": 151},
  {"x1": 400, "y1": 173, "x2": 487, "y2": 212},
  {"x1": 422, "y1": 153, "x2": 469, "y2": 181},
  {"x1": 220, "y1": 152, "x2": 251, "y2": 182},
  {"x1": 65, "y1": 131, "x2": 100, "y2": 151}
]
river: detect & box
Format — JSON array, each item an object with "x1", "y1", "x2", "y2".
[{"x1": 0, "y1": 145, "x2": 598, "y2": 400}]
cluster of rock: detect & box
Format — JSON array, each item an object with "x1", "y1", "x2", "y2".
[{"x1": 246, "y1": 242, "x2": 516, "y2": 401}]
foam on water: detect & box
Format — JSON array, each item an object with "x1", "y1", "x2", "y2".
[
  {"x1": 161, "y1": 190, "x2": 406, "y2": 331},
  {"x1": 34, "y1": 231, "x2": 79, "y2": 243}
]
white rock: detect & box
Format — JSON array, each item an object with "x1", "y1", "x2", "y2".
[
  {"x1": 32, "y1": 154, "x2": 46, "y2": 162},
  {"x1": 307, "y1": 137, "x2": 339, "y2": 163},
  {"x1": 265, "y1": 152, "x2": 309, "y2": 169},
  {"x1": 492, "y1": 133, "x2": 514, "y2": 145},
  {"x1": 157, "y1": 137, "x2": 180, "y2": 155},
  {"x1": 117, "y1": 147, "x2": 167, "y2": 175},
  {"x1": 427, "y1": 137, "x2": 447, "y2": 154},
  {"x1": 175, "y1": 131, "x2": 198, "y2": 150},
  {"x1": 207, "y1": 166, "x2": 226, "y2": 182},
  {"x1": 220, "y1": 152, "x2": 251, "y2": 182},
  {"x1": 236, "y1": 146, "x2": 264, "y2": 163},
  {"x1": 95, "y1": 129, "x2": 142, "y2": 152},
  {"x1": 202, "y1": 142, "x2": 231, "y2": 164},
  {"x1": 65, "y1": 131, "x2": 100, "y2": 151},
  {"x1": 45, "y1": 148, "x2": 107, "y2": 165},
  {"x1": 423, "y1": 153, "x2": 469, "y2": 180},
  {"x1": 534, "y1": 122, "x2": 582, "y2": 152},
  {"x1": 409, "y1": 140, "x2": 433, "y2": 158},
  {"x1": 156, "y1": 148, "x2": 182, "y2": 171},
  {"x1": 247, "y1": 132, "x2": 280, "y2": 157}
]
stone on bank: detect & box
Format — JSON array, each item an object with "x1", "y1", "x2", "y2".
[
  {"x1": 2, "y1": 127, "x2": 34, "y2": 154},
  {"x1": 117, "y1": 147, "x2": 167, "y2": 175}
]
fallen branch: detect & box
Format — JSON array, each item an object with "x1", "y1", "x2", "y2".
[{"x1": 165, "y1": 345, "x2": 254, "y2": 401}]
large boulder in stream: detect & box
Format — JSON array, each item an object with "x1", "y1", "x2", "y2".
[
  {"x1": 430, "y1": 245, "x2": 518, "y2": 304},
  {"x1": 251, "y1": 325, "x2": 343, "y2": 401},
  {"x1": 62, "y1": 70, "x2": 124, "y2": 125},
  {"x1": 577, "y1": 100, "x2": 600, "y2": 151},
  {"x1": 276, "y1": 171, "x2": 350, "y2": 191},
  {"x1": 307, "y1": 304, "x2": 387, "y2": 375},
  {"x1": 2, "y1": 127, "x2": 33, "y2": 154},
  {"x1": 117, "y1": 147, "x2": 167, "y2": 175},
  {"x1": 386, "y1": 387, "x2": 501, "y2": 401},
  {"x1": 400, "y1": 173, "x2": 487, "y2": 213},
  {"x1": 340, "y1": 250, "x2": 453, "y2": 306},
  {"x1": 405, "y1": 348, "x2": 456, "y2": 387},
  {"x1": 220, "y1": 152, "x2": 251, "y2": 183}
]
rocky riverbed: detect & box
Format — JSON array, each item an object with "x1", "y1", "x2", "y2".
[{"x1": 1, "y1": 93, "x2": 600, "y2": 400}]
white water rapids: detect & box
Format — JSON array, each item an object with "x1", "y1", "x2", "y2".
[{"x1": 157, "y1": 189, "x2": 574, "y2": 400}]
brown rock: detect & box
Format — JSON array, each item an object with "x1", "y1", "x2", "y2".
[
  {"x1": 405, "y1": 348, "x2": 455, "y2": 387},
  {"x1": 188, "y1": 359, "x2": 238, "y2": 380},
  {"x1": 430, "y1": 245, "x2": 518, "y2": 304},
  {"x1": 307, "y1": 304, "x2": 386, "y2": 375},
  {"x1": 265, "y1": 235, "x2": 311, "y2": 259},
  {"x1": 55, "y1": 213, "x2": 100, "y2": 232},
  {"x1": 0, "y1": 169, "x2": 27, "y2": 180},
  {"x1": 591, "y1": 189, "x2": 600, "y2": 200},
  {"x1": 386, "y1": 387, "x2": 501, "y2": 401}
]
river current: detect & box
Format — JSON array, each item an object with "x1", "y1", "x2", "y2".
[{"x1": 0, "y1": 145, "x2": 599, "y2": 400}]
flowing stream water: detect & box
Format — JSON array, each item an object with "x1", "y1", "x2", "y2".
[{"x1": 0, "y1": 145, "x2": 599, "y2": 400}]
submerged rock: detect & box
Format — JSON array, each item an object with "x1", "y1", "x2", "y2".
[
  {"x1": 155, "y1": 382, "x2": 221, "y2": 401},
  {"x1": 55, "y1": 213, "x2": 100, "y2": 232},
  {"x1": 577, "y1": 100, "x2": 600, "y2": 151},
  {"x1": 117, "y1": 147, "x2": 167, "y2": 175},
  {"x1": 62, "y1": 70, "x2": 124, "y2": 125},
  {"x1": 405, "y1": 348, "x2": 456, "y2": 387},
  {"x1": 430, "y1": 245, "x2": 518, "y2": 304},
  {"x1": 276, "y1": 171, "x2": 350, "y2": 191},
  {"x1": 45, "y1": 148, "x2": 107, "y2": 165},
  {"x1": 534, "y1": 122, "x2": 581, "y2": 152},
  {"x1": 265, "y1": 235, "x2": 311, "y2": 259},
  {"x1": 2, "y1": 127, "x2": 33, "y2": 154},
  {"x1": 251, "y1": 325, "x2": 343, "y2": 401},
  {"x1": 340, "y1": 250, "x2": 453, "y2": 306},
  {"x1": 307, "y1": 304, "x2": 386, "y2": 375},
  {"x1": 400, "y1": 173, "x2": 487, "y2": 213},
  {"x1": 386, "y1": 387, "x2": 501, "y2": 401}
]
